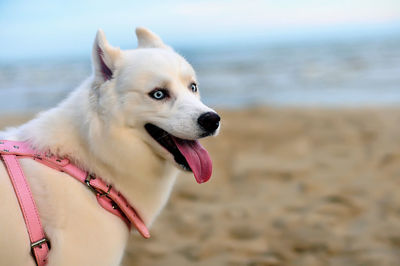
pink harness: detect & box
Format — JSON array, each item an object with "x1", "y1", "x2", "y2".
[{"x1": 0, "y1": 140, "x2": 149, "y2": 265}]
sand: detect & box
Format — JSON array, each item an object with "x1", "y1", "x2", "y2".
[{"x1": 2, "y1": 107, "x2": 400, "y2": 266}]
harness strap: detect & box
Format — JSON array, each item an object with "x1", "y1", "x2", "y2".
[
  {"x1": 1, "y1": 154, "x2": 49, "y2": 266},
  {"x1": 0, "y1": 140, "x2": 149, "y2": 264},
  {"x1": 53, "y1": 161, "x2": 150, "y2": 238}
]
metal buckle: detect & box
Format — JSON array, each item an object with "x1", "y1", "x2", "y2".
[
  {"x1": 85, "y1": 173, "x2": 98, "y2": 194},
  {"x1": 31, "y1": 238, "x2": 48, "y2": 249},
  {"x1": 31, "y1": 238, "x2": 50, "y2": 265},
  {"x1": 85, "y1": 173, "x2": 112, "y2": 197}
]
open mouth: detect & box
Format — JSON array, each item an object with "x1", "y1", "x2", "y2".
[{"x1": 144, "y1": 123, "x2": 212, "y2": 184}]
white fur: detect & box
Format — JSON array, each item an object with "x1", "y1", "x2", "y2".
[{"x1": 0, "y1": 27, "x2": 219, "y2": 265}]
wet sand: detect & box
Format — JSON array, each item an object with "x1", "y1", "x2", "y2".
[{"x1": 2, "y1": 107, "x2": 400, "y2": 266}]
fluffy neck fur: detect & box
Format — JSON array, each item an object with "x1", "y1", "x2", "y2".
[{"x1": 13, "y1": 77, "x2": 179, "y2": 226}]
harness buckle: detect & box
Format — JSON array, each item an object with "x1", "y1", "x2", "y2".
[
  {"x1": 31, "y1": 238, "x2": 49, "y2": 249},
  {"x1": 31, "y1": 238, "x2": 50, "y2": 265},
  {"x1": 85, "y1": 173, "x2": 112, "y2": 197},
  {"x1": 85, "y1": 173, "x2": 98, "y2": 194}
]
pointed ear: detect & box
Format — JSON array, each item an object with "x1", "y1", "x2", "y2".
[
  {"x1": 136, "y1": 27, "x2": 167, "y2": 49},
  {"x1": 92, "y1": 29, "x2": 121, "y2": 82}
]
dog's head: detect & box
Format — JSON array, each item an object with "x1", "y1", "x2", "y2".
[{"x1": 90, "y1": 28, "x2": 220, "y2": 183}]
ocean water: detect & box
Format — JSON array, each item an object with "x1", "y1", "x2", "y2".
[{"x1": 1, "y1": 36, "x2": 400, "y2": 113}]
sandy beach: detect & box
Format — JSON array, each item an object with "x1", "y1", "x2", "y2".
[{"x1": 2, "y1": 107, "x2": 400, "y2": 266}]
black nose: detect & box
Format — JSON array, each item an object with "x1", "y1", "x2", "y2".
[{"x1": 197, "y1": 112, "x2": 220, "y2": 133}]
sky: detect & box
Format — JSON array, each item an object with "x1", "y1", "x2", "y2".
[{"x1": 1, "y1": 0, "x2": 400, "y2": 60}]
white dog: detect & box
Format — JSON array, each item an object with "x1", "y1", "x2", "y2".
[{"x1": 0, "y1": 27, "x2": 220, "y2": 265}]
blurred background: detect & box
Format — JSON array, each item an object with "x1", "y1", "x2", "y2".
[{"x1": 1, "y1": 1, "x2": 400, "y2": 265}]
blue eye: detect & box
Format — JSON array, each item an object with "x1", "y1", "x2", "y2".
[
  {"x1": 149, "y1": 89, "x2": 168, "y2": 100},
  {"x1": 190, "y1": 83, "x2": 198, "y2": 93}
]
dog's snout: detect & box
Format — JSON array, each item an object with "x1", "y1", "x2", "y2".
[{"x1": 197, "y1": 112, "x2": 220, "y2": 133}]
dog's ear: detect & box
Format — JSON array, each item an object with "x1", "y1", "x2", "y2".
[
  {"x1": 92, "y1": 29, "x2": 121, "y2": 82},
  {"x1": 136, "y1": 27, "x2": 168, "y2": 49}
]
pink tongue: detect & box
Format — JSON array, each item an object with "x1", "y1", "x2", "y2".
[{"x1": 172, "y1": 138, "x2": 212, "y2": 184}]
